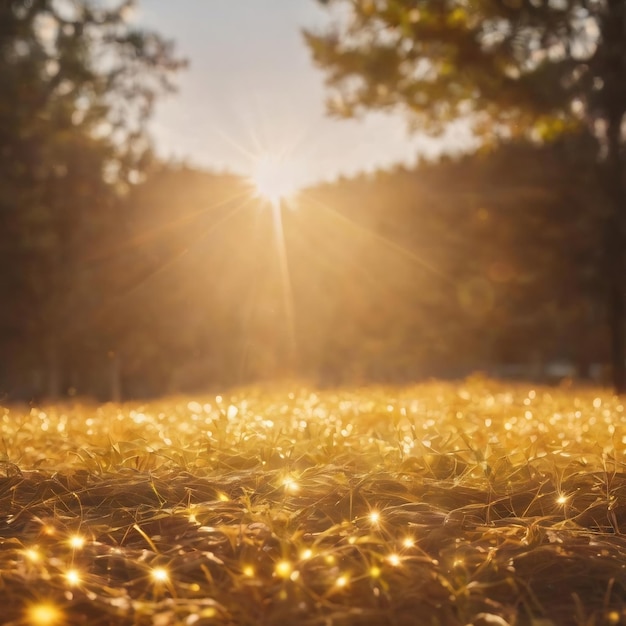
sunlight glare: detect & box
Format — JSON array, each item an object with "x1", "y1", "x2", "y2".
[{"x1": 250, "y1": 153, "x2": 301, "y2": 208}]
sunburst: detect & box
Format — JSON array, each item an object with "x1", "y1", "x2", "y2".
[{"x1": 249, "y1": 153, "x2": 302, "y2": 209}]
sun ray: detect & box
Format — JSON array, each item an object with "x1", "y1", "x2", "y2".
[
  {"x1": 271, "y1": 203, "x2": 298, "y2": 369},
  {"x1": 304, "y1": 194, "x2": 455, "y2": 286}
]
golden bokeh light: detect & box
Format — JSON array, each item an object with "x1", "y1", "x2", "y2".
[
  {"x1": 334, "y1": 574, "x2": 350, "y2": 588},
  {"x1": 26, "y1": 603, "x2": 63, "y2": 626},
  {"x1": 300, "y1": 548, "x2": 313, "y2": 560},
  {"x1": 274, "y1": 560, "x2": 293, "y2": 579},
  {"x1": 65, "y1": 569, "x2": 81, "y2": 586},
  {"x1": 23, "y1": 547, "x2": 41, "y2": 563}
]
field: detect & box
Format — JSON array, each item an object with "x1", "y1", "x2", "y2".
[{"x1": 1, "y1": 378, "x2": 625, "y2": 626}]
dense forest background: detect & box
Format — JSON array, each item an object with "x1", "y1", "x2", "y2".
[
  {"x1": 1, "y1": 134, "x2": 614, "y2": 400},
  {"x1": 1, "y1": 0, "x2": 623, "y2": 400}
]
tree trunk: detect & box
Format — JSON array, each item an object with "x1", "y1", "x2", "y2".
[
  {"x1": 46, "y1": 332, "x2": 62, "y2": 399},
  {"x1": 109, "y1": 350, "x2": 122, "y2": 403},
  {"x1": 604, "y1": 111, "x2": 626, "y2": 393}
]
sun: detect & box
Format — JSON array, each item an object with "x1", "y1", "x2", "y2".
[{"x1": 250, "y1": 153, "x2": 301, "y2": 208}]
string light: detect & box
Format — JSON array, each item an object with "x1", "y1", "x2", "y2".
[
  {"x1": 556, "y1": 494, "x2": 568, "y2": 505},
  {"x1": 402, "y1": 537, "x2": 415, "y2": 548},
  {"x1": 386, "y1": 553, "x2": 401, "y2": 567},
  {"x1": 369, "y1": 565, "x2": 381, "y2": 578},
  {"x1": 242, "y1": 565, "x2": 255, "y2": 577},
  {"x1": 369, "y1": 511, "x2": 381, "y2": 524}
]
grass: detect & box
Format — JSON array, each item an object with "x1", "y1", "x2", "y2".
[{"x1": 1, "y1": 377, "x2": 625, "y2": 625}]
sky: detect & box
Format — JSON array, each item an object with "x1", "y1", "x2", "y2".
[{"x1": 138, "y1": 0, "x2": 474, "y2": 188}]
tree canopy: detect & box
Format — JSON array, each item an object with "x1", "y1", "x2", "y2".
[
  {"x1": 0, "y1": 0, "x2": 185, "y2": 397},
  {"x1": 305, "y1": 0, "x2": 626, "y2": 391}
]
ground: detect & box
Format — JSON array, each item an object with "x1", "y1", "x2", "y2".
[{"x1": 1, "y1": 378, "x2": 625, "y2": 625}]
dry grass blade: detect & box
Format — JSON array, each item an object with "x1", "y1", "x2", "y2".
[{"x1": 0, "y1": 379, "x2": 625, "y2": 625}]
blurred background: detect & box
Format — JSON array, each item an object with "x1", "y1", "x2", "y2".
[{"x1": 0, "y1": 0, "x2": 623, "y2": 400}]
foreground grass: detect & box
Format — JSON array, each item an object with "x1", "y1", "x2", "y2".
[{"x1": 1, "y1": 378, "x2": 625, "y2": 626}]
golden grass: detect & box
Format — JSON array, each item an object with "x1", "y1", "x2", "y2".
[{"x1": 1, "y1": 377, "x2": 625, "y2": 625}]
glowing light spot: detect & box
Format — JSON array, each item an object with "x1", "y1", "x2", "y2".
[
  {"x1": 24, "y1": 548, "x2": 41, "y2": 563},
  {"x1": 217, "y1": 492, "x2": 230, "y2": 502},
  {"x1": 227, "y1": 404, "x2": 238, "y2": 420},
  {"x1": 282, "y1": 476, "x2": 300, "y2": 493},
  {"x1": 300, "y1": 548, "x2": 313, "y2": 560},
  {"x1": 275, "y1": 560, "x2": 293, "y2": 579},
  {"x1": 557, "y1": 494, "x2": 568, "y2": 505},
  {"x1": 453, "y1": 558, "x2": 464, "y2": 568},
  {"x1": 402, "y1": 537, "x2": 415, "y2": 548},
  {"x1": 27, "y1": 603, "x2": 63, "y2": 626},
  {"x1": 151, "y1": 567, "x2": 169, "y2": 583},
  {"x1": 242, "y1": 565, "x2": 255, "y2": 577},
  {"x1": 369, "y1": 511, "x2": 381, "y2": 524},
  {"x1": 68, "y1": 535, "x2": 85, "y2": 550},
  {"x1": 369, "y1": 565, "x2": 381, "y2": 578},
  {"x1": 335, "y1": 574, "x2": 349, "y2": 588},
  {"x1": 65, "y1": 569, "x2": 81, "y2": 586},
  {"x1": 387, "y1": 553, "x2": 402, "y2": 567}
]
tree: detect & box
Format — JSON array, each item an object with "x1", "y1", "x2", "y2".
[
  {"x1": 0, "y1": 0, "x2": 185, "y2": 398},
  {"x1": 304, "y1": 0, "x2": 626, "y2": 392}
]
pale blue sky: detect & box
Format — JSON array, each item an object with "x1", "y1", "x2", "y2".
[{"x1": 138, "y1": 0, "x2": 472, "y2": 187}]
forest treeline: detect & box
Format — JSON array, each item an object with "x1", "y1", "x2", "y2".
[{"x1": 1, "y1": 133, "x2": 614, "y2": 400}]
